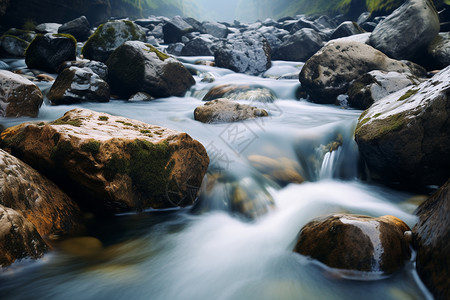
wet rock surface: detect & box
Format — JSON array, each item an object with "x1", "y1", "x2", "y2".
[{"x1": 194, "y1": 98, "x2": 268, "y2": 123}]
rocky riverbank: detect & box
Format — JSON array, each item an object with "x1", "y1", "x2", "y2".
[{"x1": 0, "y1": 1, "x2": 449, "y2": 298}]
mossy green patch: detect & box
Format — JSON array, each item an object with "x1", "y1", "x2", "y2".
[
  {"x1": 358, "y1": 112, "x2": 406, "y2": 141},
  {"x1": 98, "y1": 116, "x2": 109, "y2": 121},
  {"x1": 51, "y1": 116, "x2": 83, "y2": 127},
  {"x1": 140, "y1": 129, "x2": 152, "y2": 134},
  {"x1": 52, "y1": 33, "x2": 77, "y2": 45},
  {"x1": 81, "y1": 140, "x2": 101, "y2": 155},
  {"x1": 51, "y1": 140, "x2": 73, "y2": 161},
  {"x1": 22, "y1": 19, "x2": 36, "y2": 31},
  {"x1": 103, "y1": 139, "x2": 175, "y2": 200},
  {"x1": 398, "y1": 88, "x2": 419, "y2": 101},
  {"x1": 145, "y1": 44, "x2": 169, "y2": 61}
]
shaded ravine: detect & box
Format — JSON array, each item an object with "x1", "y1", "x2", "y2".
[{"x1": 0, "y1": 58, "x2": 432, "y2": 300}]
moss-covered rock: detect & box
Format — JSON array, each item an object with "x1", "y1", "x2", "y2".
[
  {"x1": 355, "y1": 65, "x2": 450, "y2": 188},
  {"x1": 0, "y1": 108, "x2": 209, "y2": 213},
  {"x1": 25, "y1": 33, "x2": 77, "y2": 73},
  {"x1": 0, "y1": 34, "x2": 29, "y2": 57},
  {"x1": 106, "y1": 41, "x2": 195, "y2": 98},
  {"x1": 194, "y1": 98, "x2": 268, "y2": 123},
  {"x1": 82, "y1": 20, "x2": 146, "y2": 63},
  {"x1": 0, "y1": 70, "x2": 43, "y2": 117}
]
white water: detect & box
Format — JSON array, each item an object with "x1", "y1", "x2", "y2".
[{"x1": 0, "y1": 59, "x2": 432, "y2": 299}]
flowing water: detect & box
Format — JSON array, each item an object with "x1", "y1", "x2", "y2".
[{"x1": 0, "y1": 58, "x2": 432, "y2": 299}]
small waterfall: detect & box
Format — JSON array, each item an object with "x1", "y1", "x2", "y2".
[{"x1": 319, "y1": 147, "x2": 342, "y2": 179}]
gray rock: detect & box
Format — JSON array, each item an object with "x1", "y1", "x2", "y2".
[
  {"x1": 413, "y1": 178, "x2": 450, "y2": 300},
  {"x1": 330, "y1": 21, "x2": 365, "y2": 40},
  {"x1": 428, "y1": 32, "x2": 450, "y2": 69},
  {"x1": 194, "y1": 98, "x2": 268, "y2": 123},
  {"x1": 202, "y1": 83, "x2": 277, "y2": 103},
  {"x1": 25, "y1": 33, "x2": 77, "y2": 73},
  {"x1": 0, "y1": 35, "x2": 29, "y2": 57},
  {"x1": 348, "y1": 70, "x2": 422, "y2": 109},
  {"x1": 273, "y1": 28, "x2": 323, "y2": 62},
  {"x1": 57, "y1": 60, "x2": 109, "y2": 82},
  {"x1": 0, "y1": 70, "x2": 43, "y2": 117},
  {"x1": 106, "y1": 41, "x2": 195, "y2": 98},
  {"x1": 58, "y1": 16, "x2": 91, "y2": 42},
  {"x1": 369, "y1": 0, "x2": 440, "y2": 60},
  {"x1": 181, "y1": 36, "x2": 215, "y2": 56},
  {"x1": 299, "y1": 41, "x2": 421, "y2": 104},
  {"x1": 47, "y1": 67, "x2": 110, "y2": 104},
  {"x1": 163, "y1": 16, "x2": 194, "y2": 44},
  {"x1": 214, "y1": 31, "x2": 271, "y2": 76},
  {"x1": 166, "y1": 42, "x2": 184, "y2": 56},
  {"x1": 354, "y1": 65, "x2": 450, "y2": 188},
  {"x1": 82, "y1": 20, "x2": 146, "y2": 62},
  {"x1": 202, "y1": 21, "x2": 228, "y2": 39},
  {"x1": 35, "y1": 23, "x2": 61, "y2": 34}
]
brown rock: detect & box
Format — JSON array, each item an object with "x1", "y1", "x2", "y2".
[
  {"x1": 0, "y1": 148, "x2": 81, "y2": 238},
  {"x1": 0, "y1": 70, "x2": 43, "y2": 117},
  {"x1": 0, "y1": 108, "x2": 209, "y2": 213},
  {"x1": 0, "y1": 204, "x2": 48, "y2": 267},
  {"x1": 293, "y1": 214, "x2": 411, "y2": 275},
  {"x1": 413, "y1": 178, "x2": 450, "y2": 300},
  {"x1": 202, "y1": 84, "x2": 277, "y2": 103},
  {"x1": 194, "y1": 98, "x2": 268, "y2": 123},
  {"x1": 247, "y1": 155, "x2": 304, "y2": 186}
]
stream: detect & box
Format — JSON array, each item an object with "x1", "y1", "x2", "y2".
[{"x1": 0, "y1": 58, "x2": 432, "y2": 299}]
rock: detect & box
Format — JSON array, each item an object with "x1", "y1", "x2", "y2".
[
  {"x1": 47, "y1": 67, "x2": 110, "y2": 105},
  {"x1": 35, "y1": 23, "x2": 61, "y2": 34},
  {"x1": 413, "y1": 178, "x2": 450, "y2": 300},
  {"x1": 163, "y1": 16, "x2": 194, "y2": 44},
  {"x1": 202, "y1": 21, "x2": 228, "y2": 38},
  {"x1": 180, "y1": 36, "x2": 215, "y2": 56},
  {"x1": 330, "y1": 21, "x2": 365, "y2": 40},
  {"x1": 0, "y1": 35, "x2": 27, "y2": 57},
  {"x1": 128, "y1": 92, "x2": 154, "y2": 102},
  {"x1": 348, "y1": 71, "x2": 422, "y2": 110},
  {"x1": 57, "y1": 60, "x2": 108, "y2": 81},
  {"x1": 369, "y1": 0, "x2": 440, "y2": 60},
  {"x1": 299, "y1": 41, "x2": 420, "y2": 104},
  {"x1": 202, "y1": 84, "x2": 277, "y2": 103},
  {"x1": 273, "y1": 28, "x2": 323, "y2": 62},
  {"x1": 193, "y1": 172, "x2": 274, "y2": 220},
  {"x1": 82, "y1": 20, "x2": 146, "y2": 63},
  {"x1": 214, "y1": 31, "x2": 271, "y2": 76},
  {"x1": 293, "y1": 214, "x2": 411, "y2": 274},
  {"x1": 428, "y1": 32, "x2": 450, "y2": 69},
  {"x1": 257, "y1": 26, "x2": 284, "y2": 55},
  {"x1": 166, "y1": 42, "x2": 184, "y2": 56},
  {"x1": 25, "y1": 33, "x2": 77, "y2": 73},
  {"x1": 0, "y1": 108, "x2": 209, "y2": 213},
  {"x1": 0, "y1": 204, "x2": 48, "y2": 267},
  {"x1": 58, "y1": 16, "x2": 91, "y2": 42},
  {"x1": 3, "y1": 29, "x2": 36, "y2": 43},
  {"x1": 354, "y1": 66, "x2": 450, "y2": 188},
  {"x1": 184, "y1": 17, "x2": 205, "y2": 34},
  {"x1": 247, "y1": 155, "x2": 304, "y2": 186},
  {"x1": 106, "y1": 41, "x2": 195, "y2": 98},
  {"x1": 0, "y1": 70, "x2": 43, "y2": 117},
  {"x1": 0, "y1": 149, "x2": 81, "y2": 238},
  {"x1": 194, "y1": 98, "x2": 268, "y2": 123}
]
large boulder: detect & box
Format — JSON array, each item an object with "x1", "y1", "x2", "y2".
[
  {"x1": 0, "y1": 35, "x2": 29, "y2": 57},
  {"x1": 180, "y1": 36, "x2": 215, "y2": 56},
  {"x1": 299, "y1": 41, "x2": 419, "y2": 104},
  {"x1": 58, "y1": 16, "x2": 91, "y2": 42},
  {"x1": 194, "y1": 98, "x2": 268, "y2": 123},
  {"x1": 163, "y1": 16, "x2": 194, "y2": 44},
  {"x1": 25, "y1": 33, "x2": 77, "y2": 73},
  {"x1": 0, "y1": 70, "x2": 43, "y2": 117},
  {"x1": 369, "y1": 0, "x2": 440, "y2": 60},
  {"x1": 330, "y1": 21, "x2": 365, "y2": 40},
  {"x1": 47, "y1": 67, "x2": 110, "y2": 105},
  {"x1": 348, "y1": 70, "x2": 422, "y2": 110},
  {"x1": 82, "y1": 20, "x2": 146, "y2": 63},
  {"x1": 0, "y1": 149, "x2": 81, "y2": 237},
  {"x1": 293, "y1": 214, "x2": 411, "y2": 274},
  {"x1": 354, "y1": 66, "x2": 450, "y2": 188},
  {"x1": 57, "y1": 60, "x2": 108, "y2": 81},
  {"x1": 428, "y1": 32, "x2": 450, "y2": 69},
  {"x1": 0, "y1": 108, "x2": 209, "y2": 213},
  {"x1": 106, "y1": 41, "x2": 195, "y2": 98},
  {"x1": 0, "y1": 204, "x2": 48, "y2": 268},
  {"x1": 413, "y1": 178, "x2": 450, "y2": 300},
  {"x1": 214, "y1": 31, "x2": 271, "y2": 76},
  {"x1": 202, "y1": 21, "x2": 228, "y2": 39},
  {"x1": 272, "y1": 28, "x2": 323, "y2": 62}
]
